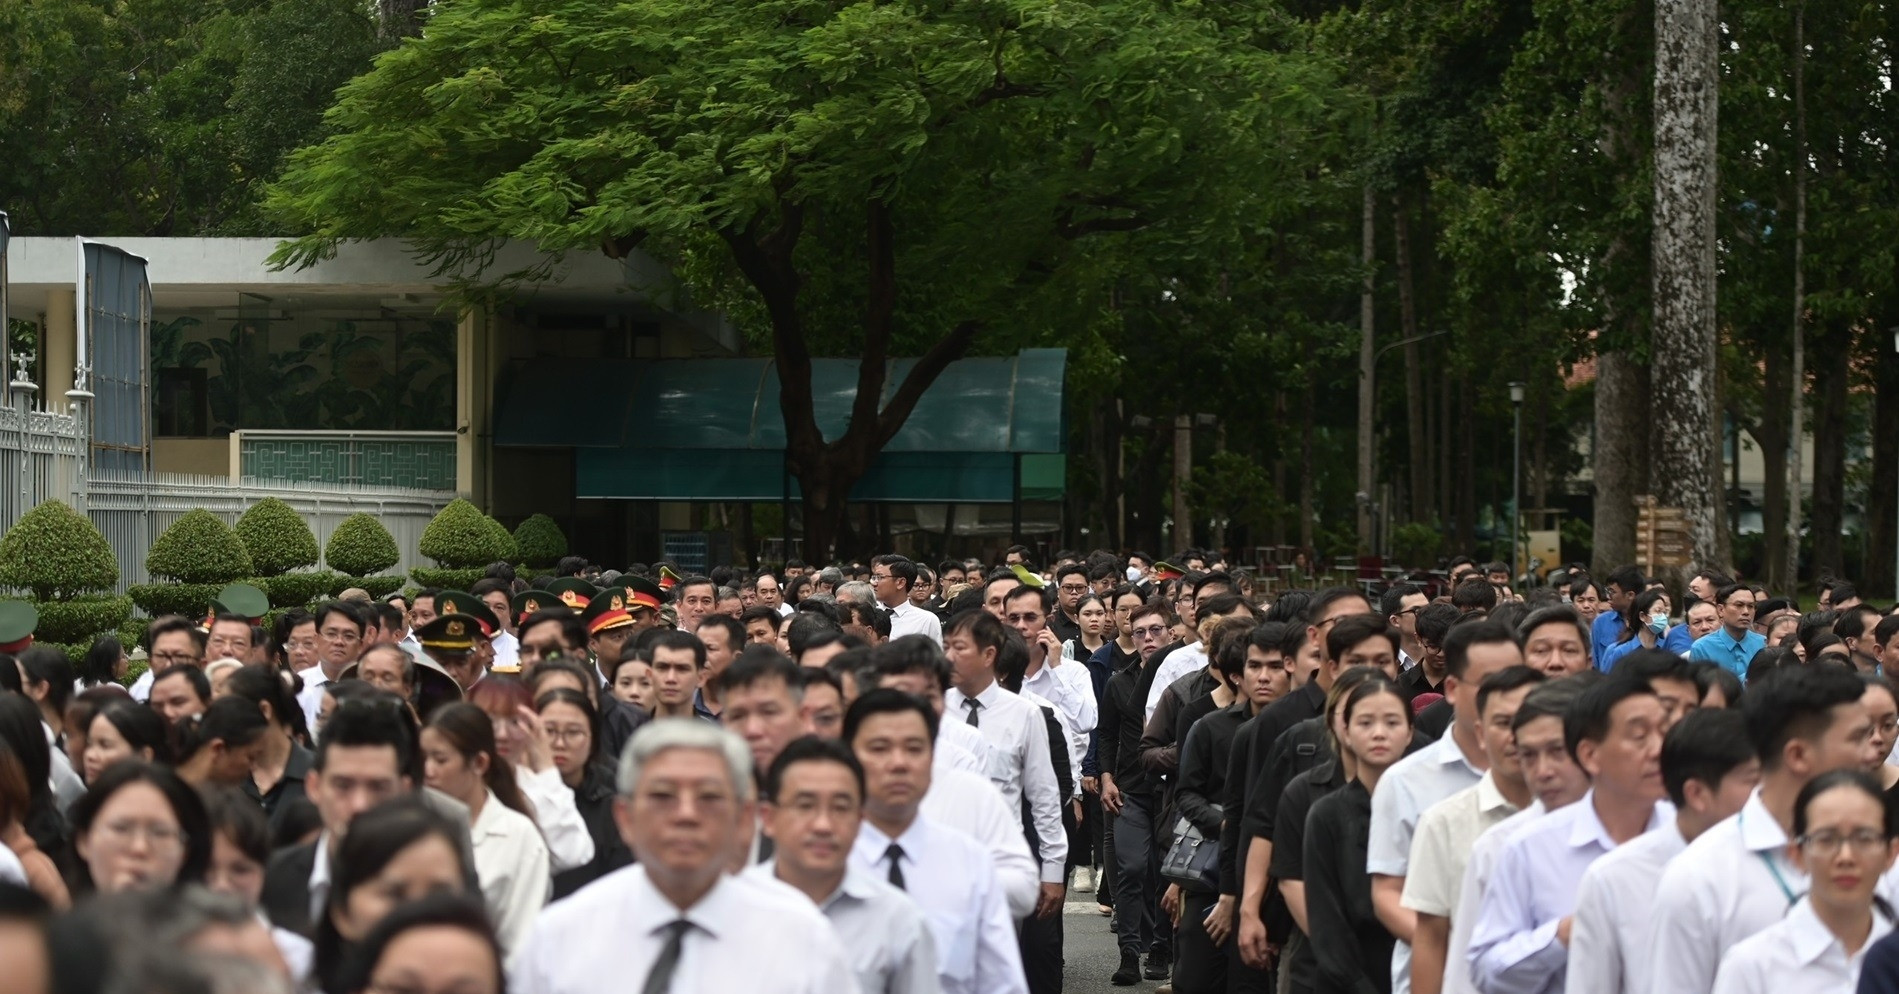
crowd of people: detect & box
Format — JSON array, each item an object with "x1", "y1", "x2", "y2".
[{"x1": 4, "y1": 545, "x2": 1899, "y2": 994}]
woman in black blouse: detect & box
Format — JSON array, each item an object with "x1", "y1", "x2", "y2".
[
  {"x1": 1303, "y1": 675, "x2": 1411, "y2": 994},
  {"x1": 533, "y1": 688, "x2": 633, "y2": 898}
]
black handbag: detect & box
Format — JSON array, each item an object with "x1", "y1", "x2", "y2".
[{"x1": 1159, "y1": 812, "x2": 1222, "y2": 893}]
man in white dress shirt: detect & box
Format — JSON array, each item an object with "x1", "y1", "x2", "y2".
[
  {"x1": 1468, "y1": 675, "x2": 1675, "y2": 994},
  {"x1": 1644, "y1": 663, "x2": 1881, "y2": 994},
  {"x1": 749, "y1": 735, "x2": 939, "y2": 994},
  {"x1": 1441, "y1": 676, "x2": 1592, "y2": 994},
  {"x1": 942, "y1": 609, "x2": 1068, "y2": 913},
  {"x1": 1001, "y1": 585, "x2": 1095, "y2": 787},
  {"x1": 296, "y1": 602, "x2": 371, "y2": 732},
  {"x1": 1566, "y1": 707, "x2": 1759, "y2": 994},
  {"x1": 846, "y1": 689, "x2": 1027, "y2": 994},
  {"x1": 513, "y1": 719, "x2": 857, "y2": 994},
  {"x1": 874, "y1": 556, "x2": 943, "y2": 646},
  {"x1": 1370, "y1": 620, "x2": 1523, "y2": 994},
  {"x1": 1404, "y1": 665, "x2": 1545, "y2": 994}
]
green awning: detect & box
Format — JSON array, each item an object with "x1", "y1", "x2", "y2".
[{"x1": 496, "y1": 349, "x2": 1066, "y2": 503}]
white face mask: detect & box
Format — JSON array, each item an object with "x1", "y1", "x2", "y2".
[{"x1": 1126, "y1": 566, "x2": 1142, "y2": 582}]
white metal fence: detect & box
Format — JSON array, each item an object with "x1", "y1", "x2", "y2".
[
  {"x1": 0, "y1": 407, "x2": 456, "y2": 596},
  {"x1": 87, "y1": 469, "x2": 453, "y2": 594}
]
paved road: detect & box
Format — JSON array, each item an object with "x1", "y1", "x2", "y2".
[{"x1": 1062, "y1": 884, "x2": 1167, "y2": 994}]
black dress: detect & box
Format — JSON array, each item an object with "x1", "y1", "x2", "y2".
[
  {"x1": 1302, "y1": 780, "x2": 1392, "y2": 994},
  {"x1": 550, "y1": 763, "x2": 634, "y2": 900}
]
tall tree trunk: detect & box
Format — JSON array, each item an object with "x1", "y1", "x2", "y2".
[
  {"x1": 1300, "y1": 362, "x2": 1317, "y2": 554},
  {"x1": 1785, "y1": 1, "x2": 1808, "y2": 590},
  {"x1": 1438, "y1": 361, "x2": 1452, "y2": 541},
  {"x1": 1757, "y1": 345, "x2": 1791, "y2": 590},
  {"x1": 1394, "y1": 194, "x2": 1430, "y2": 525},
  {"x1": 1649, "y1": 0, "x2": 1722, "y2": 584},
  {"x1": 1356, "y1": 185, "x2": 1377, "y2": 553},
  {"x1": 1457, "y1": 407, "x2": 1476, "y2": 551},
  {"x1": 1592, "y1": 351, "x2": 1650, "y2": 574},
  {"x1": 1173, "y1": 414, "x2": 1194, "y2": 552},
  {"x1": 1809, "y1": 334, "x2": 1849, "y2": 580},
  {"x1": 1868, "y1": 314, "x2": 1899, "y2": 598}
]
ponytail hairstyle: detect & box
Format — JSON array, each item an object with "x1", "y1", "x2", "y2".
[
  {"x1": 423, "y1": 703, "x2": 535, "y2": 822},
  {"x1": 170, "y1": 696, "x2": 269, "y2": 765},
  {"x1": 223, "y1": 663, "x2": 311, "y2": 747}
]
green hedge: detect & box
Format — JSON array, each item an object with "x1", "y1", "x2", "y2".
[
  {"x1": 27, "y1": 595, "x2": 135, "y2": 643},
  {"x1": 419, "y1": 499, "x2": 509, "y2": 569},
  {"x1": 128, "y1": 582, "x2": 221, "y2": 619},
  {"x1": 118, "y1": 617, "x2": 150, "y2": 651},
  {"x1": 337, "y1": 575, "x2": 405, "y2": 599},
  {"x1": 258, "y1": 571, "x2": 341, "y2": 608},
  {"x1": 513, "y1": 514, "x2": 567, "y2": 568},
  {"x1": 326, "y1": 513, "x2": 400, "y2": 577},
  {"x1": 409, "y1": 566, "x2": 485, "y2": 591},
  {"x1": 122, "y1": 657, "x2": 148, "y2": 687},
  {"x1": 235, "y1": 498, "x2": 320, "y2": 577},
  {"x1": 0, "y1": 500, "x2": 119, "y2": 600},
  {"x1": 147, "y1": 510, "x2": 253, "y2": 584}
]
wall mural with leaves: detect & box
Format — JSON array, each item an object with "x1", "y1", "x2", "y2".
[{"x1": 151, "y1": 309, "x2": 455, "y2": 435}]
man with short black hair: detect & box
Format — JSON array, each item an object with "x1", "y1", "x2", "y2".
[
  {"x1": 1687, "y1": 584, "x2": 1765, "y2": 680},
  {"x1": 646, "y1": 630, "x2": 711, "y2": 722},
  {"x1": 1567, "y1": 708, "x2": 1759, "y2": 994},
  {"x1": 872, "y1": 555, "x2": 943, "y2": 645},
  {"x1": 757, "y1": 572, "x2": 791, "y2": 617},
  {"x1": 516, "y1": 608, "x2": 586, "y2": 675},
  {"x1": 1590, "y1": 566, "x2": 1647, "y2": 668},
  {"x1": 721, "y1": 647, "x2": 809, "y2": 789},
  {"x1": 1646, "y1": 663, "x2": 1879, "y2": 993},
  {"x1": 1404, "y1": 603, "x2": 1460, "y2": 706},
  {"x1": 1517, "y1": 607, "x2": 1591, "y2": 678},
  {"x1": 130, "y1": 615, "x2": 207, "y2": 702},
  {"x1": 1384, "y1": 583, "x2": 1430, "y2": 671},
  {"x1": 1453, "y1": 578, "x2": 1499, "y2": 615},
  {"x1": 674, "y1": 576, "x2": 718, "y2": 634},
  {"x1": 294, "y1": 602, "x2": 368, "y2": 730},
  {"x1": 1370, "y1": 620, "x2": 1524, "y2": 994},
  {"x1": 151, "y1": 665, "x2": 211, "y2": 723},
  {"x1": 747, "y1": 736, "x2": 939, "y2": 994},
  {"x1": 1048, "y1": 564, "x2": 1089, "y2": 643}
]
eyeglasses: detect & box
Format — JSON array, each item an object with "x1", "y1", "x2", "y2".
[
  {"x1": 1059, "y1": 584, "x2": 1089, "y2": 594},
  {"x1": 97, "y1": 819, "x2": 187, "y2": 851},
  {"x1": 1798, "y1": 829, "x2": 1889, "y2": 856},
  {"x1": 1132, "y1": 625, "x2": 1169, "y2": 640},
  {"x1": 319, "y1": 628, "x2": 361, "y2": 643},
  {"x1": 151, "y1": 651, "x2": 200, "y2": 666},
  {"x1": 543, "y1": 724, "x2": 590, "y2": 744}
]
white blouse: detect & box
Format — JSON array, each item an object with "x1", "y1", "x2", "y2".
[
  {"x1": 470, "y1": 788, "x2": 552, "y2": 956},
  {"x1": 1711, "y1": 897, "x2": 1893, "y2": 994},
  {"x1": 515, "y1": 764, "x2": 595, "y2": 872}
]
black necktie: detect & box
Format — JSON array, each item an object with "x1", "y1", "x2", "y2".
[
  {"x1": 885, "y1": 842, "x2": 906, "y2": 890},
  {"x1": 963, "y1": 698, "x2": 981, "y2": 727},
  {"x1": 642, "y1": 920, "x2": 694, "y2": 994}
]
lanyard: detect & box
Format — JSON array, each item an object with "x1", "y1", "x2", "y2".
[{"x1": 1741, "y1": 807, "x2": 1800, "y2": 907}]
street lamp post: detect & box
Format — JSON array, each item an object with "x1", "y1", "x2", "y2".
[{"x1": 1509, "y1": 382, "x2": 1526, "y2": 583}]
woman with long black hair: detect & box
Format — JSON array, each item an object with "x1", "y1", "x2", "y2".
[{"x1": 420, "y1": 702, "x2": 549, "y2": 955}]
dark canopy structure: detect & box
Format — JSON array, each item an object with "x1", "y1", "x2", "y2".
[{"x1": 494, "y1": 348, "x2": 1066, "y2": 502}]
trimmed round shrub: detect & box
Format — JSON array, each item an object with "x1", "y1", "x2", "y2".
[
  {"x1": 0, "y1": 500, "x2": 120, "y2": 600},
  {"x1": 483, "y1": 514, "x2": 518, "y2": 565},
  {"x1": 117, "y1": 617, "x2": 150, "y2": 651},
  {"x1": 29, "y1": 595, "x2": 134, "y2": 643},
  {"x1": 409, "y1": 566, "x2": 485, "y2": 591},
  {"x1": 235, "y1": 498, "x2": 320, "y2": 577},
  {"x1": 121, "y1": 657, "x2": 148, "y2": 688},
  {"x1": 418, "y1": 499, "x2": 509, "y2": 569},
  {"x1": 512, "y1": 514, "x2": 567, "y2": 568},
  {"x1": 332, "y1": 575, "x2": 406, "y2": 599},
  {"x1": 128, "y1": 582, "x2": 222, "y2": 619},
  {"x1": 147, "y1": 509, "x2": 253, "y2": 584},
  {"x1": 326, "y1": 513, "x2": 400, "y2": 577},
  {"x1": 258, "y1": 570, "x2": 341, "y2": 608}
]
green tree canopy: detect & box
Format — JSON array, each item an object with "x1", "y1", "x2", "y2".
[
  {"x1": 326, "y1": 512, "x2": 401, "y2": 577},
  {"x1": 512, "y1": 514, "x2": 567, "y2": 568},
  {"x1": 146, "y1": 509, "x2": 254, "y2": 584},
  {"x1": 0, "y1": 500, "x2": 119, "y2": 600},
  {"x1": 269, "y1": 0, "x2": 1349, "y2": 556},
  {"x1": 234, "y1": 497, "x2": 320, "y2": 576}
]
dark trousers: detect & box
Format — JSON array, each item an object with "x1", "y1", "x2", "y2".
[
  {"x1": 1110, "y1": 793, "x2": 1167, "y2": 957},
  {"x1": 1019, "y1": 903, "x2": 1064, "y2": 994},
  {"x1": 1081, "y1": 790, "x2": 1105, "y2": 869},
  {"x1": 1175, "y1": 890, "x2": 1228, "y2": 994}
]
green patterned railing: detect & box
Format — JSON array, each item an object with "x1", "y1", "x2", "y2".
[{"x1": 235, "y1": 430, "x2": 457, "y2": 491}]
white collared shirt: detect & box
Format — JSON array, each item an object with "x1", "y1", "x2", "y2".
[
  {"x1": 887, "y1": 601, "x2": 943, "y2": 645},
  {"x1": 1143, "y1": 643, "x2": 1206, "y2": 721},
  {"x1": 919, "y1": 767, "x2": 1039, "y2": 920},
  {"x1": 492, "y1": 631, "x2": 520, "y2": 670},
  {"x1": 469, "y1": 789, "x2": 551, "y2": 956},
  {"x1": 942, "y1": 682, "x2": 1068, "y2": 882},
  {"x1": 937, "y1": 716, "x2": 1003, "y2": 784},
  {"x1": 307, "y1": 831, "x2": 333, "y2": 924},
  {"x1": 1371, "y1": 729, "x2": 1488, "y2": 994},
  {"x1": 1567, "y1": 821, "x2": 1688, "y2": 994},
  {"x1": 513, "y1": 865, "x2": 858, "y2": 994},
  {"x1": 853, "y1": 815, "x2": 1024, "y2": 994},
  {"x1": 515, "y1": 765, "x2": 594, "y2": 873},
  {"x1": 1020, "y1": 655, "x2": 1096, "y2": 791},
  {"x1": 1711, "y1": 897, "x2": 1892, "y2": 994},
  {"x1": 746, "y1": 861, "x2": 941, "y2": 994},
  {"x1": 1469, "y1": 791, "x2": 1673, "y2": 994},
  {"x1": 1445, "y1": 803, "x2": 1547, "y2": 994},
  {"x1": 128, "y1": 667, "x2": 154, "y2": 702},
  {"x1": 295, "y1": 665, "x2": 332, "y2": 735},
  {"x1": 1402, "y1": 772, "x2": 1521, "y2": 919},
  {"x1": 1646, "y1": 789, "x2": 1811, "y2": 994}
]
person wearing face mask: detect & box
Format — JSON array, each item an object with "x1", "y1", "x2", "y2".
[
  {"x1": 1598, "y1": 590, "x2": 1674, "y2": 672},
  {"x1": 1712, "y1": 769, "x2": 1897, "y2": 992}
]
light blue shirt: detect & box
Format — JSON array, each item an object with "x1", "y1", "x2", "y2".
[
  {"x1": 1468, "y1": 791, "x2": 1673, "y2": 994},
  {"x1": 1690, "y1": 628, "x2": 1767, "y2": 681},
  {"x1": 1592, "y1": 612, "x2": 1626, "y2": 671}
]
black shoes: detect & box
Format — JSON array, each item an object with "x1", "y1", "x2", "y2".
[
  {"x1": 1112, "y1": 951, "x2": 1141, "y2": 986},
  {"x1": 1144, "y1": 950, "x2": 1172, "y2": 981}
]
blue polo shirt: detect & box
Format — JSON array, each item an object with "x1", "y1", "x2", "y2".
[
  {"x1": 1591, "y1": 611, "x2": 1626, "y2": 671},
  {"x1": 1689, "y1": 627, "x2": 1767, "y2": 680},
  {"x1": 1662, "y1": 622, "x2": 1694, "y2": 654}
]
